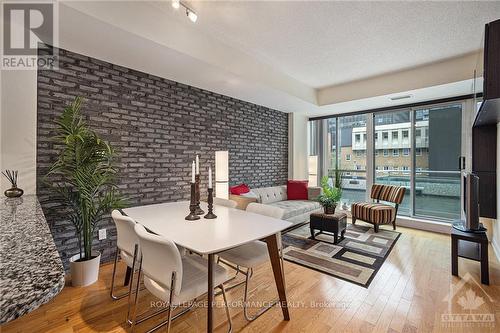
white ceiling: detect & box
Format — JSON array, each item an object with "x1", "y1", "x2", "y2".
[
  {"x1": 193, "y1": 1, "x2": 498, "y2": 89},
  {"x1": 57, "y1": 1, "x2": 499, "y2": 115}
]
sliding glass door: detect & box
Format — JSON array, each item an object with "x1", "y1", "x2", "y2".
[
  {"x1": 308, "y1": 100, "x2": 465, "y2": 222},
  {"x1": 374, "y1": 110, "x2": 412, "y2": 216},
  {"x1": 413, "y1": 104, "x2": 462, "y2": 220},
  {"x1": 337, "y1": 115, "x2": 367, "y2": 206}
]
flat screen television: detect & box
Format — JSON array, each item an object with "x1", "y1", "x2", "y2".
[{"x1": 460, "y1": 172, "x2": 480, "y2": 231}]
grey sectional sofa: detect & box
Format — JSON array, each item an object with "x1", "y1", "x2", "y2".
[{"x1": 250, "y1": 185, "x2": 323, "y2": 226}]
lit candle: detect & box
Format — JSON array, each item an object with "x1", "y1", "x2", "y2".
[
  {"x1": 195, "y1": 155, "x2": 200, "y2": 175},
  {"x1": 191, "y1": 161, "x2": 195, "y2": 183},
  {"x1": 208, "y1": 165, "x2": 212, "y2": 188}
]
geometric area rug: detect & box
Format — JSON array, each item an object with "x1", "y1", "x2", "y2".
[{"x1": 281, "y1": 223, "x2": 401, "y2": 288}]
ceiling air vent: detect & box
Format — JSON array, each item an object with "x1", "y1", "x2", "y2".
[{"x1": 389, "y1": 94, "x2": 413, "y2": 101}]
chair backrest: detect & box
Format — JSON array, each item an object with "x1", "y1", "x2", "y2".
[
  {"x1": 134, "y1": 224, "x2": 183, "y2": 295},
  {"x1": 213, "y1": 197, "x2": 237, "y2": 208},
  {"x1": 246, "y1": 202, "x2": 285, "y2": 219},
  {"x1": 111, "y1": 210, "x2": 137, "y2": 256},
  {"x1": 370, "y1": 184, "x2": 406, "y2": 204}
]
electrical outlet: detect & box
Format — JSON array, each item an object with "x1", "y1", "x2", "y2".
[{"x1": 98, "y1": 229, "x2": 107, "y2": 240}]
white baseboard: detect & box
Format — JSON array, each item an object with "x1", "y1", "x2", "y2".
[
  {"x1": 492, "y1": 237, "x2": 500, "y2": 262},
  {"x1": 395, "y1": 216, "x2": 451, "y2": 234}
]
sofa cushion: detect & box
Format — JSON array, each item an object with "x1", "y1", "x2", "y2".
[
  {"x1": 351, "y1": 202, "x2": 396, "y2": 225},
  {"x1": 287, "y1": 180, "x2": 309, "y2": 200},
  {"x1": 267, "y1": 200, "x2": 321, "y2": 220},
  {"x1": 252, "y1": 185, "x2": 287, "y2": 204}
]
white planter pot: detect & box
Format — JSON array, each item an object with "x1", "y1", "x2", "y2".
[{"x1": 70, "y1": 251, "x2": 101, "y2": 287}]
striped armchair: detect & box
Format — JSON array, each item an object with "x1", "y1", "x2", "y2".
[{"x1": 351, "y1": 184, "x2": 406, "y2": 232}]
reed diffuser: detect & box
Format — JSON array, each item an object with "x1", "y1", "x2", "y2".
[{"x1": 2, "y1": 170, "x2": 24, "y2": 198}]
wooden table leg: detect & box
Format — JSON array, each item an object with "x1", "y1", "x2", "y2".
[
  {"x1": 265, "y1": 233, "x2": 290, "y2": 321},
  {"x1": 207, "y1": 253, "x2": 214, "y2": 333},
  {"x1": 480, "y1": 241, "x2": 489, "y2": 285},
  {"x1": 451, "y1": 236, "x2": 458, "y2": 276}
]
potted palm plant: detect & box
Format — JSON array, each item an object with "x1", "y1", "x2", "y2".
[
  {"x1": 317, "y1": 169, "x2": 343, "y2": 214},
  {"x1": 46, "y1": 97, "x2": 125, "y2": 286}
]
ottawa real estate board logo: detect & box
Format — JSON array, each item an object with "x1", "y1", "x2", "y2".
[
  {"x1": 441, "y1": 273, "x2": 495, "y2": 328},
  {"x1": 2, "y1": 1, "x2": 58, "y2": 70}
]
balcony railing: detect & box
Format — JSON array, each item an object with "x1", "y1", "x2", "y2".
[{"x1": 326, "y1": 169, "x2": 461, "y2": 221}]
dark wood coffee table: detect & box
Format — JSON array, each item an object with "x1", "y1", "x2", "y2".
[{"x1": 310, "y1": 212, "x2": 347, "y2": 244}]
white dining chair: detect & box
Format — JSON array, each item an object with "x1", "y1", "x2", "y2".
[
  {"x1": 217, "y1": 202, "x2": 285, "y2": 321},
  {"x1": 110, "y1": 210, "x2": 139, "y2": 300},
  {"x1": 131, "y1": 224, "x2": 233, "y2": 333},
  {"x1": 213, "y1": 197, "x2": 237, "y2": 208}
]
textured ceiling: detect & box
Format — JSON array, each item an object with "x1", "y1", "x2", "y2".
[{"x1": 192, "y1": 1, "x2": 500, "y2": 88}]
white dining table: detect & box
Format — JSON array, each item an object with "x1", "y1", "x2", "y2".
[{"x1": 123, "y1": 201, "x2": 292, "y2": 332}]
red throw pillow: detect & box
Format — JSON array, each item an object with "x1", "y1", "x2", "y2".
[
  {"x1": 230, "y1": 184, "x2": 250, "y2": 195},
  {"x1": 287, "y1": 180, "x2": 308, "y2": 200}
]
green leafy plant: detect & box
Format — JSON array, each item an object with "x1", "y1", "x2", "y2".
[
  {"x1": 46, "y1": 97, "x2": 125, "y2": 261},
  {"x1": 317, "y1": 170, "x2": 343, "y2": 211}
]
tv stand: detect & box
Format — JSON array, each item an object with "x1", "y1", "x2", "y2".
[
  {"x1": 452, "y1": 220, "x2": 487, "y2": 233},
  {"x1": 451, "y1": 227, "x2": 489, "y2": 285}
]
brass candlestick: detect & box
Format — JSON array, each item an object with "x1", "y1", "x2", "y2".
[
  {"x1": 194, "y1": 174, "x2": 205, "y2": 215},
  {"x1": 204, "y1": 188, "x2": 217, "y2": 219},
  {"x1": 185, "y1": 182, "x2": 200, "y2": 221}
]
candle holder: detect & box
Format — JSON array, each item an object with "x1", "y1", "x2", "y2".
[
  {"x1": 185, "y1": 182, "x2": 200, "y2": 221},
  {"x1": 194, "y1": 174, "x2": 205, "y2": 215},
  {"x1": 204, "y1": 188, "x2": 217, "y2": 219}
]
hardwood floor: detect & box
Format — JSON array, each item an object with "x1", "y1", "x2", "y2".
[{"x1": 2, "y1": 224, "x2": 499, "y2": 333}]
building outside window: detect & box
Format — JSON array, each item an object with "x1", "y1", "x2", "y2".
[{"x1": 308, "y1": 101, "x2": 463, "y2": 222}]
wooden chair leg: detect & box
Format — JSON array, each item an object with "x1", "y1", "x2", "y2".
[
  {"x1": 392, "y1": 221, "x2": 396, "y2": 230},
  {"x1": 374, "y1": 224, "x2": 379, "y2": 233},
  {"x1": 352, "y1": 217, "x2": 356, "y2": 225}
]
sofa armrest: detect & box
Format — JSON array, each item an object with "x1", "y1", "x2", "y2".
[
  {"x1": 229, "y1": 194, "x2": 258, "y2": 210},
  {"x1": 308, "y1": 186, "x2": 322, "y2": 200}
]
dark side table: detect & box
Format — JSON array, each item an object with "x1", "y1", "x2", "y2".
[
  {"x1": 451, "y1": 227, "x2": 489, "y2": 285},
  {"x1": 310, "y1": 211, "x2": 347, "y2": 244}
]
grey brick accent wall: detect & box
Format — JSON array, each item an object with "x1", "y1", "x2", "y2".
[{"x1": 37, "y1": 47, "x2": 288, "y2": 269}]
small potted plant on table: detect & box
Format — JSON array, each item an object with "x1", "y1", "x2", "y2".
[
  {"x1": 46, "y1": 97, "x2": 125, "y2": 286},
  {"x1": 317, "y1": 171, "x2": 343, "y2": 214}
]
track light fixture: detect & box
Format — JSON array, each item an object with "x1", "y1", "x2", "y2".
[{"x1": 171, "y1": 0, "x2": 197, "y2": 23}]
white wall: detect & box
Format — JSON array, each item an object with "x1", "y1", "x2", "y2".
[
  {"x1": 317, "y1": 52, "x2": 482, "y2": 106},
  {"x1": 288, "y1": 112, "x2": 309, "y2": 180},
  {"x1": 492, "y1": 122, "x2": 500, "y2": 261},
  {"x1": 0, "y1": 70, "x2": 38, "y2": 194}
]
